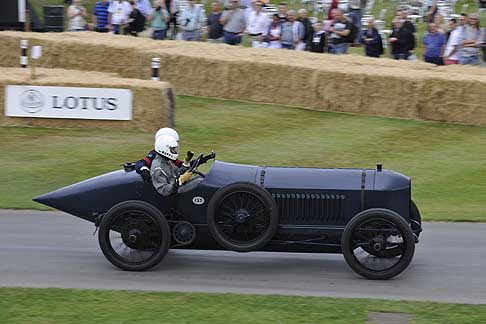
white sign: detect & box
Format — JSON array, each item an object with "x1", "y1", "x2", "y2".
[
  {"x1": 31, "y1": 46, "x2": 42, "y2": 59},
  {"x1": 5, "y1": 85, "x2": 132, "y2": 120}
]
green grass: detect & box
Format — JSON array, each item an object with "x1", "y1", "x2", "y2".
[
  {"x1": 1, "y1": 287, "x2": 486, "y2": 324},
  {"x1": 1, "y1": 95, "x2": 486, "y2": 222}
]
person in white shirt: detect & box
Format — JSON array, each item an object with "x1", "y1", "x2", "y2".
[
  {"x1": 68, "y1": 0, "x2": 88, "y2": 31},
  {"x1": 265, "y1": 13, "x2": 282, "y2": 48},
  {"x1": 444, "y1": 20, "x2": 462, "y2": 65},
  {"x1": 179, "y1": 0, "x2": 206, "y2": 41},
  {"x1": 246, "y1": 1, "x2": 269, "y2": 47},
  {"x1": 245, "y1": 0, "x2": 257, "y2": 20},
  {"x1": 108, "y1": 0, "x2": 132, "y2": 34}
]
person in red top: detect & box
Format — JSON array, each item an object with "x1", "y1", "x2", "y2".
[{"x1": 327, "y1": 0, "x2": 339, "y2": 20}]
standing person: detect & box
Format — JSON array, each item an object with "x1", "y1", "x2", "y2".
[
  {"x1": 389, "y1": 18, "x2": 415, "y2": 60},
  {"x1": 443, "y1": 18, "x2": 462, "y2": 65},
  {"x1": 423, "y1": 23, "x2": 445, "y2": 65},
  {"x1": 310, "y1": 22, "x2": 326, "y2": 53},
  {"x1": 280, "y1": 10, "x2": 304, "y2": 49},
  {"x1": 445, "y1": 18, "x2": 457, "y2": 41},
  {"x1": 220, "y1": 0, "x2": 247, "y2": 45},
  {"x1": 327, "y1": 0, "x2": 338, "y2": 20},
  {"x1": 360, "y1": 18, "x2": 383, "y2": 58},
  {"x1": 245, "y1": 0, "x2": 257, "y2": 20},
  {"x1": 246, "y1": 1, "x2": 269, "y2": 48},
  {"x1": 298, "y1": 9, "x2": 313, "y2": 51},
  {"x1": 264, "y1": 14, "x2": 282, "y2": 49},
  {"x1": 125, "y1": 0, "x2": 146, "y2": 36},
  {"x1": 460, "y1": 13, "x2": 481, "y2": 65},
  {"x1": 68, "y1": 0, "x2": 88, "y2": 31},
  {"x1": 108, "y1": 0, "x2": 132, "y2": 34},
  {"x1": 400, "y1": 8, "x2": 416, "y2": 34},
  {"x1": 328, "y1": 8, "x2": 351, "y2": 54},
  {"x1": 165, "y1": 0, "x2": 180, "y2": 40},
  {"x1": 207, "y1": 2, "x2": 224, "y2": 43},
  {"x1": 133, "y1": 0, "x2": 154, "y2": 17},
  {"x1": 179, "y1": 0, "x2": 205, "y2": 41},
  {"x1": 278, "y1": 2, "x2": 288, "y2": 22},
  {"x1": 149, "y1": 0, "x2": 170, "y2": 40},
  {"x1": 348, "y1": 0, "x2": 361, "y2": 44},
  {"x1": 92, "y1": 0, "x2": 110, "y2": 32}
]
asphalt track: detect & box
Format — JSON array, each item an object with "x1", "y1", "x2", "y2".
[{"x1": 1, "y1": 210, "x2": 485, "y2": 304}]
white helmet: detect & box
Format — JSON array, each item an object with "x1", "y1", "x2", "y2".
[
  {"x1": 155, "y1": 127, "x2": 179, "y2": 142},
  {"x1": 154, "y1": 135, "x2": 179, "y2": 161}
]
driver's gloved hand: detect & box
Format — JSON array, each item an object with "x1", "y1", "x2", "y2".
[
  {"x1": 138, "y1": 167, "x2": 151, "y2": 183},
  {"x1": 183, "y1": 151, "x2": 195, "y2": 167},
  {"x1": 178, "y1": 171, "x2": 193, "y2": 186},
  {"x1": 200, "y1": 151, "x2": 216, "y2": 164}
]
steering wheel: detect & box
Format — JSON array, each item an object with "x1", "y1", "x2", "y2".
[{"x1": 188, "y1": 154, "x2": 205, "y2": 178}]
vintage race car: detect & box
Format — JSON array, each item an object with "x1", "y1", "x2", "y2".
[{"x1": 34, "y1": 154, "x2": 422, "y2": 280}]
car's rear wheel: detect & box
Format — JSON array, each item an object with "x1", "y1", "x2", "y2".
[
  {"x1": 341, "y1": 208, "x2": 415, "y2": 280},
  {"x1": 98, "y1": 200, "x2": 170, "y2": 271},
  {"x1": 207, "y1": 182, "x2": 279, "y2": 252},
  {"x1": 361, "y1": 200, "x2": 422, "y2": 258}
]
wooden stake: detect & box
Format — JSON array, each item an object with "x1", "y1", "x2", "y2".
[{"x1": 25, "y1": 9, "x2": 31, "y2": 32}]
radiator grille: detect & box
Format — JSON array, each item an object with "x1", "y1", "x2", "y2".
[{"x1": 271, "y1": 193, "x2": 346, "y2": 225}]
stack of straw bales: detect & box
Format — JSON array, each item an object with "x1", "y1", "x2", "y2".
[
  {"x1": 0, "y1": 67, "x2": 174, "y2": 131},
  {"x1": 1, "y1": 31, "x2": 486, "y2": 126}
]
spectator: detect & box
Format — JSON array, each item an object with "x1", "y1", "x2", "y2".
[
  {"x1": 92, "y1": 0, "x2": 110, "y2": 32},
  {"x1": 133, "y1": 0, "x2": 154, "y2": 17},
  {"x1": 280, "y1": 10, "x2": 304, "y2": 50},
  {"x1": 427, "y1": 0, "x2": 438, "y2": 23},
  {"x1": 443, "y1": 18, "x2": 462, "y2": 65},
  {"x1": 433, "y1": 14, "x2": 446, "y2": 34},
  {"x1": 460, "y1": 12, "x2": 481, "y2": 65},
  {"x1": 310, "y1": 22, "x2": 326, "y2": 53},
  {"x1": 149, "y1": 0, "x2": 170, "y2": 39},
  {"x1": 327, "y1": 0, "x2": 338, "y2": 20},
  {"x1": 179, "y1": 0, "x2": 205, "y2": 41},
  {"x1": 459, "y1": 13, "x2": 468, "y2": 32},
  {"x1": 389, "y1": 18, "x2": 415, "y2": 60},
  {"x1": 278, "y1": 2, "x2": 288, "y2": 22},
  {"x1": 298, "y1": 9, "x2": 313, "y2": 51},
  {"x1": 360, "y1": 18, "x2": 383, "y2": 58},
  {"x1": 220, "y1": 0, "x2": 247, "y2": 45},
  {"x1": 246, "y1": 1, "x2": 269, "y2": 48},
  {"x1": 445, "y1": 18, "x2": 457, "y2": 41},
  {"x1": 264, "y1": 14, "x2": 282, "y2": 49},
  {"x1": 164, "y1": 0, "x2": 180, "y2": 39},
  {"x1": 348, "y1": 0, "x2": 361, "y2": 44},
  {"x1": 423, "y1": 23, "x2": 445, "y2": 65},
  {"x1": 68, "y1": 0, "x2": 88, "y2": 31},
  {"x1": 328, "y1": 8, "x2": 351, "y2": 54},
  {"x1": 400, "y1": 9, "x2": 416, "y2": 33},
  {"x1": 125, "y1": 0, "x2": 146, "y2": 36},
  {"x1": 246, "y1": 0, "x2": 257, "y2": 20},
  {"x1": 108, "y1": 0, "x2": 131, "y2": 34},
  {"x1": 207, "y1": 2, "x2": 224, "y2": 43}
]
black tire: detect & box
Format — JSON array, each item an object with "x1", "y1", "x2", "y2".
[
  {"x1": 341, "y1": 208, "x2": 415, "y2": 280},
  {"x1": 362, "y1": 200, "x2": 422, "y2": 258},
  {"x1": 207, "y1": 182, "x2": 279, "y2": 252},
  {"x1": 98, "y1": 200, "x2": 170, "y2": 271}
]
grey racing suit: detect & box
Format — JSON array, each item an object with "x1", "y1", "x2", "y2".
[{"x1": 150, "y1": 155, "x2": 189, "y2": 197}]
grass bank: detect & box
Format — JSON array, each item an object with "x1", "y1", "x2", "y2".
[
  {"x1": 1, "y1": 96, "x2": 485, "y2": 221},
  {"x1": 1, "y1": 287, "x2": 485, "y2": 324}
]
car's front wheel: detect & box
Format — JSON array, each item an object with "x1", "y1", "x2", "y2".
[
  {"x1": 341, "y1": 208, "x2": 415, "y2": 280},
  {"x1": 98, "y1": 200, "x2": 170, "y2": 271}
]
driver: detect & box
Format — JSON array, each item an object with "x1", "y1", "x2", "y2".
[
  {"x1": 135, "y1": 127, "x2": 215, "y2": 182},
  {"x1": 151, "y1": 135, "x2": 194, "y2": 196}
]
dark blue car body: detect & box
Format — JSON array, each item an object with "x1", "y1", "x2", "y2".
[{"x1": 34, "y1": 160, "x2": 413, "y2": 254}]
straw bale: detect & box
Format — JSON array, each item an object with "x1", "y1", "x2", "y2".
[
  {"x1": 0, "y1": 67, "x2": 174, "y2": 131},
  {"x1": 2, "y1": 31, "x2": 486, "y2": 125}
]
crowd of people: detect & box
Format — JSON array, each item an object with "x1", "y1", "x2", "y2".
[{"x1": 65, "y1": 0, "x2": 486, "y2": 65}]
